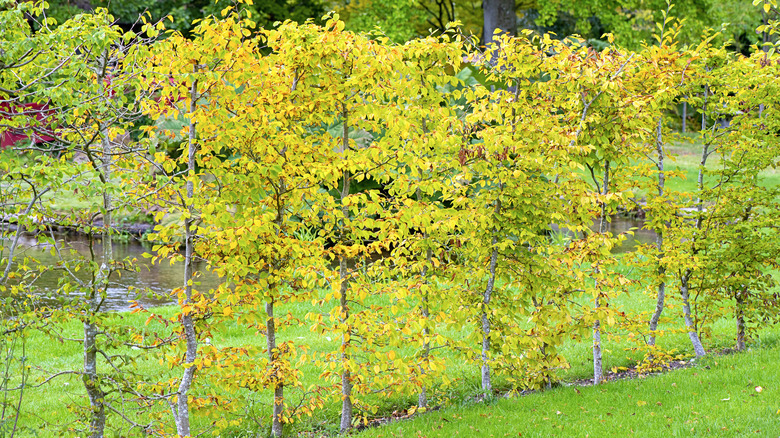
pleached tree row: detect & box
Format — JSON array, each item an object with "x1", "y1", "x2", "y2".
[{"x1": 2, "y1": 2, "x2": 779, "y2": 436}]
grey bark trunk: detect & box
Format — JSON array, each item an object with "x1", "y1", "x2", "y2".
[
  {"x1": 416, "y1": 119, "x2": 432, "y2": 408},
  {"x1": 701, "y1": 83, "x2": 708, "y2": 132},
  {"x1": 648, "y1": 118, "x2": 666, "y2": 347},
  {"x1": 482, "y1": 0, "x2": 516, "y2": 47},
  {"x1": 735, "y1": 287, "x2": 746, "y2": 351},
  {"x1": 679, "y1": 131, "x2": 709, "y2": 358},
  {"x1": 481, "y1": 195, "x2": 501, "y2": 395},
  {"x1": 83, "y1": 74, "x2": 115, "y2": 436},
  {"x1": 680, "y1": 274, "x2": 706, "y2": 357},
  {"x1": 175, "y1": 73, "x2": 199, "y2": 437},
  {"x1": 338, "y1": 105, "x2": 353, "y2": 434},
  {"x1": 266, "y1": 300, "x2": 284, "y2": 437},
  {"x1": 418, "y1": 246, "x2": 431, "y2": 409},
  {"x1": 681, "y1": 101, "x2": 687, "y2": 133},
  {"x1": 338, "y1": 255, "x2": 352, "y2": 433},
  {"x1": 83, "y1": 321, "x2": 105, "y2": 438},
  {"x1": 265, "y1": 75, "x2": 297, "y2": 437},
  {"x1": 592, "y1": 162, "x2": 609, "y2": 385},
  {"x1": 416, "y1": 194, "x2": 431, "y2": 408}
]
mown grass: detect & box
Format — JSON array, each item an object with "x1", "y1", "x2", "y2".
[{"x1": 356, "y1": 340, "x2": 780, "y2": 438}]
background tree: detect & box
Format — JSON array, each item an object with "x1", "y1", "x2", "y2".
[
  {"x1": 46, "y1": 0, "x2": 326, "y2": 34},
  {"x1": 482, "y1": 0, "x2": 516, "y2": 46}
]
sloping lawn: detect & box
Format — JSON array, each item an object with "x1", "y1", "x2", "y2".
[{"x1": 356, "y1": 339, "x2": 780, "y2": 437}]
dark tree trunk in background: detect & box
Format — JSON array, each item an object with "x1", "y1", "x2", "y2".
[{"x1": 483, "y1": 0, "x2": 516, "y2": 47}]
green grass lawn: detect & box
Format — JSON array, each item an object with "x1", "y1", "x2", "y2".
[{"x1": 356, "y1": 341, "x2": 780, "y2": 438}]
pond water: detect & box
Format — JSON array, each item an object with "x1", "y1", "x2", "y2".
[
  {"x1": 1, "y1": 232, "x2": 221, "y2": 312},
  {"x1": 600, "y1": 216, "x2": 658, "y2": 254},
  {"x1": 2, "y1": 216, "x2": 658, "y2": 312}
]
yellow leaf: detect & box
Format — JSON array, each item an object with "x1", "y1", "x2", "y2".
[{"x1": 637, "y1": 401, "x2": 647, "y2": 406}]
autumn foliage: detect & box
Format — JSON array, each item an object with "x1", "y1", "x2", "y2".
[{"x1": 2, "y1": 1, "x2": 780, "y2": 436}]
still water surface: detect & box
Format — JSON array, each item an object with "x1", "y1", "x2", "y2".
[
  {"x1": 2, "y1": 233, "x2": 221, "y2": 311},
  {"x1": 2, "y1": 217, "x2": 654, "y2": 312}
]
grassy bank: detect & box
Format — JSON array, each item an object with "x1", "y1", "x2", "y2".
[{"x1": 356, "y1": 340, "x2": 780, "y2": 437}]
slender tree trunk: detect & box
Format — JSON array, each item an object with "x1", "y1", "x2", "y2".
[
  {"x1": 83, "y1": 320, "x2": 104, "y2": 438},
  {"x1": 416, "y1": 118, "x2": 432, "y2": 409},
  {"x1": 418, "y1": 284, "x2": 430, "y2": 408},
  {"x1": 416, "y1": 184, "x2": 431, "y2": 409},
  {"x1": 648, "y1": 118, "x2": 666, "y2": 347},
  {"x1": 175, "y1": 73, "x2": 199, "y2": 437},
  {"x1": 84, "y1": 135, "x2": 112, "y2": 438},
  {"x1": 681, "y1": 101, "x2": 687, "y2": 133},
  {"x1": 680, "y1": 137, "x2": 709, "y2": 356},
  {"x1": 264, "y1": 75, "x2": 296, "y2": 437},
  {"x1": 677, "y1": 84, "x2": 713, "y2": 358},
  {"x1": 592, "y1": 161, "x2": 609, "y2": 385},
  {"x1": 338, "y1": 254, "x2": 352, "y2": 433},
  {"x1": 733, "y1": 208, "x2": 752, "y2": 352},
  {"x1": 266, "y1": 300, "x2": 284, "y2": 437},
  {"x1": 701, "y1": 83, "x2": 708, "y2": 132},
  {"x1": 83, "y1": 60, "x2": 115, "y2": 435},
  {"x1": 268, "y1": 176, "x2": 288, "y2": 438},
  {"x1": 680, "y1": 273, "x2": 706, "y2": 356},
  {"x1": 735, "y1": 287, "x2": 746, "y2": 351},
  {"x1": 679, "y1": 136, "x2": 710, "y2": 358},
  {"x1": 481, "y1": 195, "x2": 501, "y2": 395},
  {"x1": 338, "y1": 104, "x2": 353, "y2": 434}
]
